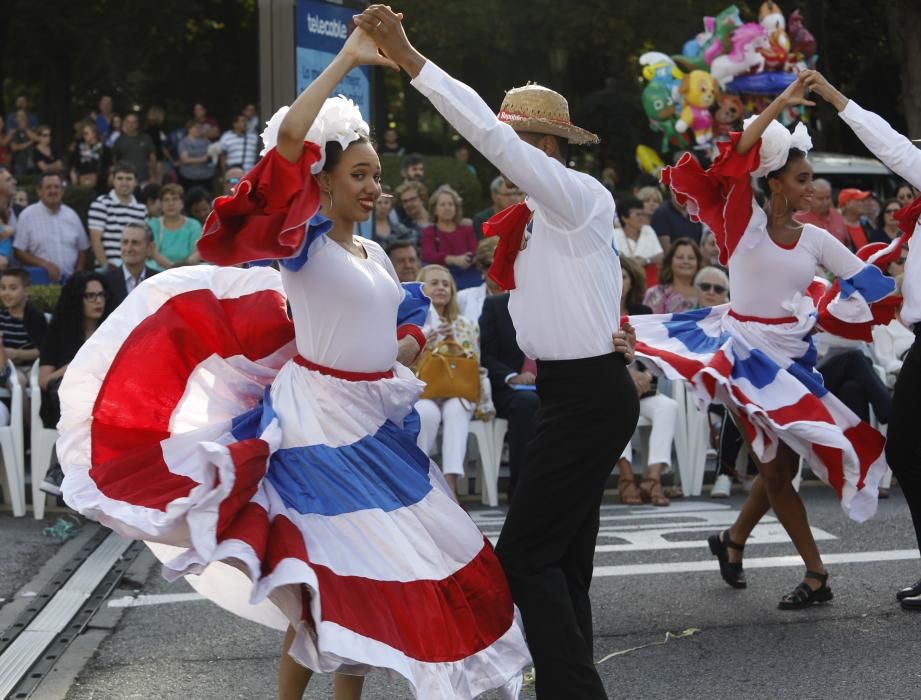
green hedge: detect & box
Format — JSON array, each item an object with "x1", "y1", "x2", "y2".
[
  {"x1": 29, "y1": 284, "x2": 62, "y2": 314},
  {"x1": 380, "y1": 154, "x2": 486, "y2": 216}
]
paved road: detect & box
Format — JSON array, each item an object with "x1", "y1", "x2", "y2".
[{"x1": 4, "y1": 486, "x2": 920, "y2": 699}]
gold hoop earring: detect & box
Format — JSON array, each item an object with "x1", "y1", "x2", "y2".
[{"x1": 325, "y1": 190, "x2": 334, "y2": 211}]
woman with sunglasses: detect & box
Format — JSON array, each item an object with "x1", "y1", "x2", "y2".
[
  {"x1": 629, "y1": 75, "x2": 896, "y2": 610},
  {"x1": 694, "y1": 266, "x2": 729, "y2": 308},
  {"x1": 873, "y1": 198, "x2": 903, "y2": 244}
]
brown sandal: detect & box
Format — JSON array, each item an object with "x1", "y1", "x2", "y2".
[
  {"x1": 618, "y1": 478, "x2": 643, "y2": 505},
  {"x1": 639, "y1": 478, "x2": 671, "y2": 507}
]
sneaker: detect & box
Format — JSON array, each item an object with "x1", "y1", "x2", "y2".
[
  {"x1": 710, "y1": 474, "x2": 731, "y2": 498},
  {"x1": 40, "y1": 464, "x2": 64, "y2": 497}
]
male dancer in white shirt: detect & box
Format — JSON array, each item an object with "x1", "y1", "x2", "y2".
[
  {"x1": 356, "y1": 7, "x2": 639, "y2": 697},
  {"x1": 804, "y1": 70, "x2": 921, "y2": 612}
]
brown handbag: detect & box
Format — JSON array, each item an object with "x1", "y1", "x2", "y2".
[{"x1": 417, "y1": 339, "x2": 481, "y2": 403}]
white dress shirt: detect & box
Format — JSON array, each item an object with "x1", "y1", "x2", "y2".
[
  {"x1": 123, "y1": 264, "x2": 149, "y2": 294},
  {"x1": 839, "y1": 100, "x2": 921, "y2": 327},
  {"x1": 457, "y1": 283, "x2": 487, "y2": 323},
  {"x1": 412, "y1": 61, "x2": 622, "y2": 361}
]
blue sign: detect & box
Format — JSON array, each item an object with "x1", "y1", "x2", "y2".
[{"x1": 295, "y1": 0, "x2": 371, "y2": 121}]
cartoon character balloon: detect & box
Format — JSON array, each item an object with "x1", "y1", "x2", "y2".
[
  {"x1": 709, "y1": 23, "x2": 767, "y2": 87},
  {"x1": 674, "y1": 5, "x2": 742, "y2": 72},
  {"x1": 675, "y1": 70, "x2": 720, "y2": 147},
  {"x1": 642, "y1": 82, "x2": 690, "y2": 153},
  {"x1": 757, "y1": 1, "x2": 791, "y2": 71}
]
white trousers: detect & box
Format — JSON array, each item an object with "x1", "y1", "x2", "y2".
[
  {"x1": 415, "y1": 398, "x2": 473, "y2": 476},
  {"x1": 621, "y1": 393, "x2": 678, "y2": 467}
]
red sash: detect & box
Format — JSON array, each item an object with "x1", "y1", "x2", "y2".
[{"x1": 482, "y1": 202, "x2": 532, "y2": 291}]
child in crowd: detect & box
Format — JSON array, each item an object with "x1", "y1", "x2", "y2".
[{"x1": 0, "y1": 267, "x2": 48, "y2": 386}]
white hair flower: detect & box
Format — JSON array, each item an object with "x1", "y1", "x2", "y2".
[
  {"x1": 259, "y1": 96, "x2": 369, "y2": 174},
  {"x1": 745, "y1": 117, "x2": 813, "y2": 178}
]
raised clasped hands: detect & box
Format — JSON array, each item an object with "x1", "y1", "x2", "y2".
[
  {"x1": 340, "y1": 13, "x2": 400, "y2": 71},
  {"x1": 780, "y1": 73, "x2": 816, "y2": 109},
  {"x1": 797, "y1": 70, "x2": 849, "y2": 111},
  {"x1": 353, "y1": 5, "x2": 416, "y2": 70}
]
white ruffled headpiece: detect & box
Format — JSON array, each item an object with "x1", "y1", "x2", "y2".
[
  {"x1": 743, "y1": 116, "x2": 813, "y2": 178},
  {"x1": 260, "y1": 96, "x2": 370, "y2": 174}
]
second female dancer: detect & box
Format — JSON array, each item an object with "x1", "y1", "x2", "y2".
[{"x1": 630, "y1": 74, "x2": 896, "y2": 609}]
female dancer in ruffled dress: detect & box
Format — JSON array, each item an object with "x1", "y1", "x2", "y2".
[
  {"x1": 800, "y1": 70, "x2": 921, "y2": 610},
  {"x1": 57, "y1": 28, "x2": 528, "y2": 699},
  {"x1": 630, "y1": 75, "x2": 897, "y2": 609}
]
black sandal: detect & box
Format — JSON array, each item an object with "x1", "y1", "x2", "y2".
[
  {"x1": 708, "y1": 530, "x2": 747, "y2": 589},
  {"x1": 778, "y1": 570, "x2": 833, "y2": 610}
]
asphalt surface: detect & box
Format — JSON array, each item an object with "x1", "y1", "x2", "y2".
[{"x1": 3, "y1": 485, "x2": 921, "y2": 700}]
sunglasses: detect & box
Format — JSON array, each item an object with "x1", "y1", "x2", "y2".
[
  {"x1": 885, "y1": 208, "x2": 900, "y2": 214},
  {"x1": 228, "y1": 177, "x2": 241, "y2": 186},
  {"x1": 697, "y1": 282, "x2": 727, "y2": 294}
]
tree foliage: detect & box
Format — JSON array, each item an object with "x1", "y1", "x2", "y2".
[{"x1": 2, "y1": 0, "x2": 917, "y2": 187}]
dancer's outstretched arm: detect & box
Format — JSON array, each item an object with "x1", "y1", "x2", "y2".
[
  {"x1": 355, "y1": 5, "x2": 596, "y2": 231},
  {"x1": 735, "y1": 75, "x2": 814, "y2": 155},
  {"x1": 276, "y1": 28, "x2": 397, "y2": 163},
  {"x1": 803, "y1": 70, "x2": 921, "y2": 191}
]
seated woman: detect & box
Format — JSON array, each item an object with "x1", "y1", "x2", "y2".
[
  {"x1": 38, "y1": 272, "x2": 109, "y2": 494},
  {"x1": 414, "y1": 264, "x2": 479, "y2": 496},
  {"x1": 694, "y1": 265, "x2": 730, "y2": 308},
  {"x1": 643, "y1": 237, "x2": 703, "y2": 314},
  {"x1": 615, "y1": 196, "x2": 663, "y2": 288},
  {"x1": 419, "y1": 185, "x2": 480, "y2": 290},
  {"x1": 148, "y1": 183, "x2": 202, "y2": 270},
  {"x1": 617, "y1": 257, "x2": 678, "y2": 506}
]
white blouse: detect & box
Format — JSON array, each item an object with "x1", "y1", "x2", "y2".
[
  {"x1": 728, "y1": 214, "x2": 864, "y2": 319},
  {"x1": 413, "y1": 61, "x2": 623, "y2": 361},
  {"x1": 614, "y1": 225, "x2": 663, "y2": 262},
  {"x1": 282, "y1": 237, "x2": 403, "y2": 373}
]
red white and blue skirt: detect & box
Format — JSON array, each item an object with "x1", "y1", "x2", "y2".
[
  {"x1": 57, "y1": 265, "x2": 529, "y2": 698},
  {"x1": 629, "y1": 298, "x2": 887, "y2": 523}
]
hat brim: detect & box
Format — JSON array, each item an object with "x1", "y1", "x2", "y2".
[{"x1": 500, "y1": 115, "x2": 600, "y2": 146}]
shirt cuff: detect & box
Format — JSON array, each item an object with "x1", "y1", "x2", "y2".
[
  {"x1": 410, "y1": 59, "x2": 441, "y2": 93},
  {"x1": 504, "y1": 372, "x2": 517, "y2": 386},
  {"x1": 397, "y1": 324, "x2": 426, "y2": 353}
]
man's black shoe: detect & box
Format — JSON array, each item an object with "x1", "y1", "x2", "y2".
[
  {"x1": 896, "y1": 578, "x2": 921, "y2": 602},
  {"x1": 39, "y1": 464, "x2": 64, "y2": 497}
]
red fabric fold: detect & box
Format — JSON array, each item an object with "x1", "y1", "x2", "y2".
[
  {"x1": 482, "y1": 202, "x2": 532, "y2": 291},
  {"x1": 662, "y1": 133, "x2": 761, "y2": 264},
  {"x1": 198, "y1": 144, "x2": 323, "y2": 266},
  {"x1": 895, "y1": 193, "x2": 921, "y2": 237},
  {"x1": 816, "y1": 240, "x2": 903, "y2": 341}
]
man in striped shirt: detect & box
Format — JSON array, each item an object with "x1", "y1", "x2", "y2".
[
  {"x1": 87, "y1": 161, "x2": 148, "y2": 269},
  {"x1": 218, "y1": 113, "x2": 259, "y2": 172}
]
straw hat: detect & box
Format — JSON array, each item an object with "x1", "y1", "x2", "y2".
[{"x1": 497, "y1": 84, "x2": 599, "y2": 145}]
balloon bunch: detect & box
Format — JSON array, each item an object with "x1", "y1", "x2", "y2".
[{"x1": 636, "y1": 1, "x2": 818, "y2": 175}]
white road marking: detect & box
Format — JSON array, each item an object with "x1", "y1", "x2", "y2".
[
  {"x1": 107, "y1": 592, "x2": 206, "y2": 608},
  {"x1": 476, "y1": 502, "x2": 837, "y2": 551},
  {"x1": 593, "y1": 549, "x2": 921, "y2": 577}
]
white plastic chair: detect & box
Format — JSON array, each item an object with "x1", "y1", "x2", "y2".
[
  {"x1": 0, "y1": 360, "x2": 25, "y2": 516},
  {"x1": 671, "y1": 381, "x2": 709, "y2": 496},
  {"x1": 468, "y1": 419, "x2": 499, "y2": 507},
  {"x1": 30, "y1": 359, "x2": 59, "y2": 519}
]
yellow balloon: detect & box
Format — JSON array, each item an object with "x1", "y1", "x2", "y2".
[{"x1": 635, "y1": 145, "x2": 665, "y2": 175}]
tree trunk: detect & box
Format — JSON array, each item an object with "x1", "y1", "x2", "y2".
[{"x1": 887, "y1": 0, "x2": 921, "y2": 139}]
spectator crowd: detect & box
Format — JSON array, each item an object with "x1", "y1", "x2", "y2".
[{"x1": 0, "y1": 91, "x2": 915, "y2": 506}]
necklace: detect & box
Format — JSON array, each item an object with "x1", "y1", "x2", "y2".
[{"x1": 333, "y1": 236, "x2": 367, "y2": 259}]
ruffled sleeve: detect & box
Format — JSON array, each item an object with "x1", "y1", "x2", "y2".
[
  {"x1": 816, "y1": 239, "x2": 899, "y2": 341},
  {"x1": 197, "y1": 144, "x2": 323, "y2": 266},
  {"x1": 396, "y1": 282, "x2": 431, "y2": 353},
  {"x1": 661, "y1": 132, "x2": 760, "y2": 265}
]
